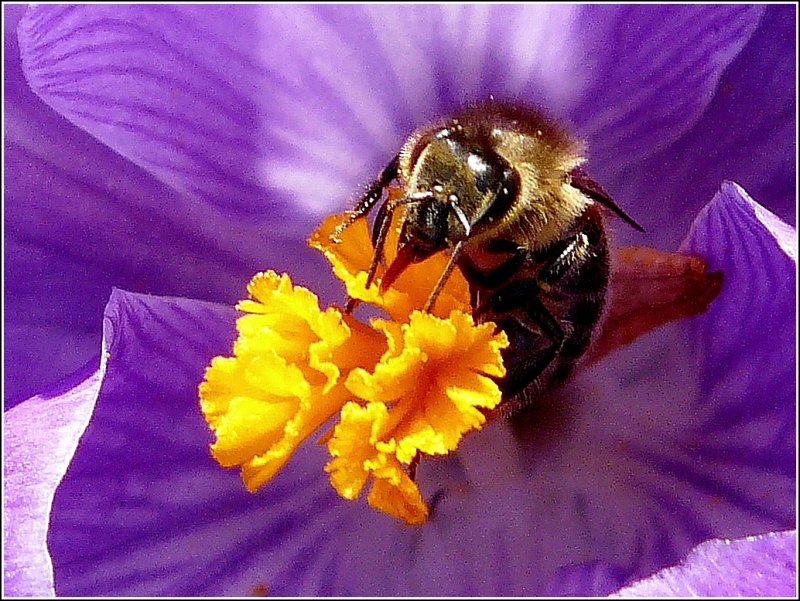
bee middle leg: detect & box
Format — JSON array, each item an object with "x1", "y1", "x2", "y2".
[
  {"x1": 475, "y1": 278, "x2": 565, "y2": 396},
  {"x1": 468, "y1": 232, "x2": 599, "y2": 397}
]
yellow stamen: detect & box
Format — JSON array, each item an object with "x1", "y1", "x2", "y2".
[
  {"x1": 199, "y1": 211, "x2": 722, "y2": 525},
  {"x1": 199, "y1": 213, "x2": 505, "y2": 525}
]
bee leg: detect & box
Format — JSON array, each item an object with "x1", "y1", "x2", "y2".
[
  {"x1": 364, "y1": 194, "x2": 419, "y2": 289},
  {"x1": 459, "y1": 242, "x2": 526, "y2": 290},
  {"x1": 408, "y1": 451, "x2": 420, "y2": 481},
  {"x1": 473, "y1": 233, "x2": 598, "y2": 398},
  {"x1": 331, "y1": 154, "x2": 399, "y2": 242},
  {"x1": 539, "y1": 232, "x2": 592, "y2": 284},
  {"x1": 481, "y1": 279, "x2": 565, "y2": 396}
]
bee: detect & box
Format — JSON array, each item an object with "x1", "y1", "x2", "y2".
[{"x1": 333, "y1": 100, "x2": 643, "y2": 415}]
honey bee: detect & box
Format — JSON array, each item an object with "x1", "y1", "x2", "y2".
[{"x1": 333, "y1": 100, "x2": 643, "y2": 415}]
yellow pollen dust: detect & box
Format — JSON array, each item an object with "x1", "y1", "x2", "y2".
[{"x1": 199, "y1": 210, "x2": 507, "y2": 525}]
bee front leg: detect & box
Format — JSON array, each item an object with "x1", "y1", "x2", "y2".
[{"x1": 331, "y1": 154, "x2": 400, "y2": 242}]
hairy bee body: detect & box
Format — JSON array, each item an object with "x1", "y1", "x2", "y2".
[
  {"x1": 338, "y1": 101, "x2": 641, "y2": 415},
  {"x1": 459, "y1": 203, "x2": 610, "y2": 414}
]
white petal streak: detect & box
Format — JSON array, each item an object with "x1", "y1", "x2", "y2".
[
  {"x1": 259, "y1": 5, "x2": 397, "y2": 143},
  {"x1": 361, "y1": 5, "x2": 438, "y2": 121},
  {"x1": 4, "y1": 363, "x2": 102, "y2": 597},
  {"x1": 505, "y1": 6, "x2": 585, "y2": 106},
  {"x1": 262, "y1": 160, "x2": 352, "y2": 214},
  {"x1": 437, "y1": 5, "x2": 493, "y2": 102},
  {"x1": 253, "y1": 6, "x2": 401, "y2": 209}
]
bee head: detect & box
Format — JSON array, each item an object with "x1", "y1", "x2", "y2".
[
  {"x1": 374, "y1": 129, "x2": 519, "y2": 294},
  {"x1": 395, "y1": 130, "x2": 518, "y2": 262}
]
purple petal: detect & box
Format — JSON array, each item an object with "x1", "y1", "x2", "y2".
[
  {"x1": 7, "y1": 1, "x2": 794, "y2": 592},
  {"x1": 10, "y1": 4, "x2": 779, "y2": 407},
  {"x1": 681, "y1": 181, "x2": 796, "y2": 479},
  {"x1": 46, "y1": 290, "x2": 343, "y2": 596},
  {"x1": 3, "y1": 360, "x2": 102, "y2": 597},
  {"x1": 612, "y1": 530, "x2": 796, "y2": 597},
  {"x1": 5, "y1": 5, "x2": 336, "y2": 403},
  {"x1": 17, "y1": 5, "x2": 312, "y2": 221},
  {"x1": 26, "y1": 184, "x2": 795, "y2": 596},
  {"x1": 604, "y1": 4, "x2": 796, "y2": 249},
  {"x1": 570, "y1": 4, "x2": 764, "y2": 169},
  {"x1": 18, "y1": 5, "x2": 763, "y2": 226}
]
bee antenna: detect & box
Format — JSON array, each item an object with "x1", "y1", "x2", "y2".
[
  {"x1": 450, "y1": 202, "x2": 472, "y2": 237},
  {"x1": 423, "y1": 238, "x2": 467, "y2": 314}
]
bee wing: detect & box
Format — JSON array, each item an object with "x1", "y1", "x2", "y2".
[{"x1": 569, "y1": 167, "x2": 645, "y2": 232}]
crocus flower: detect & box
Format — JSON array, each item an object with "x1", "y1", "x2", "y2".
[{"x1": 3, "y1": 3, "x2": 796, "y2": 597}]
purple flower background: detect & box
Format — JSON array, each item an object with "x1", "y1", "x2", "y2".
[{"x1": 3, "y1": 3, "x2": 797, "y2": 597}]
